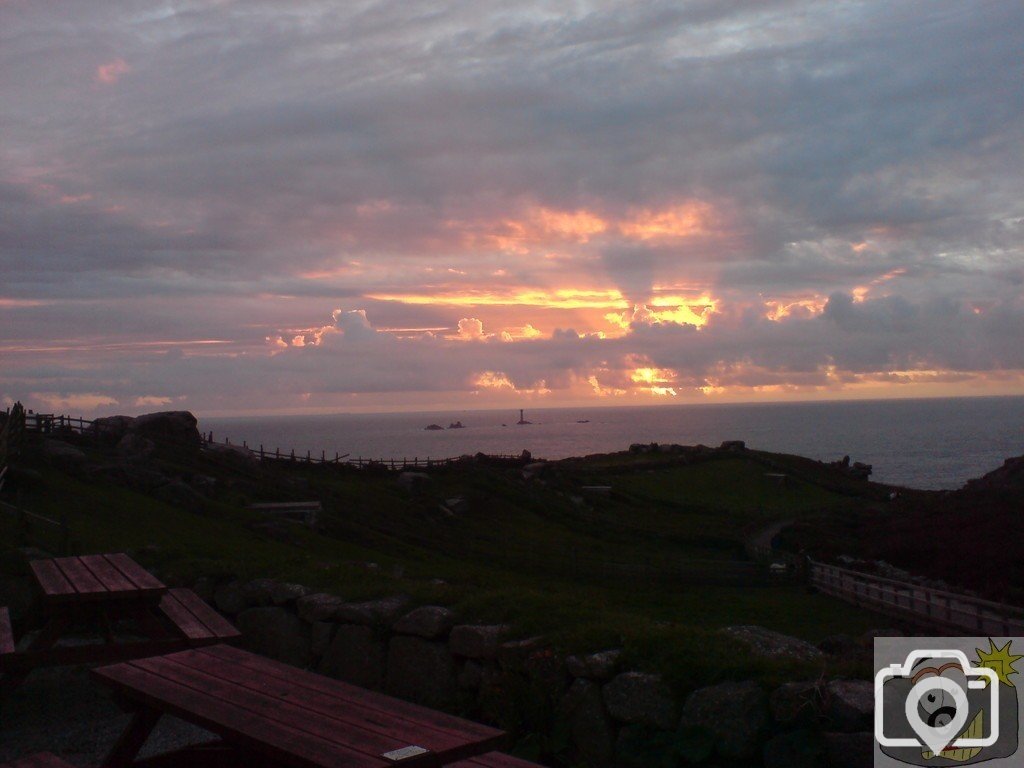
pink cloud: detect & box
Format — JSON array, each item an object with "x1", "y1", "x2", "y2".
[{"x1": 95, "y1": 58, "x2": 130, "y2": 85}]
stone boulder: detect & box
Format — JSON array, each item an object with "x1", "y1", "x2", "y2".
[
  {"x1": 392, "y1": 606, "x2": 455, "y2": 639},
  {"x1": 824, "y1": 680, "x2": 873, "y2": 732},
  {"x1": 602, "y1": 672, "x2": 678, "y2": 730},
  {"x1": 296, "y1": 593, "x2": 346, "y2": 623},
  {"x1": 449, "y1": 624, "x2": 510, "y2": 659},
  {"x1": 385, "y1": 636, "x2": 457, "y2": 709},
  {"x1": 239, "y1": 579, "x2": 279, "y2": 606},
  {"x1": 235, "y1": 579, "x2": 309, "y2": 608},
  {"x1": 40, "y1": 439, "x2": 87, "y2": 470},
  {"x1": 818, "y1": 633, "x2": 862, "y2": 656},
  {"x1": 116, "y1": 433, "x2": 157, "y2": 459},
  {"x1": 310, "y1": 621, "x2": 337, "y2": 661},
  {"x1": 335, "y1": 595, "x2": 412, "y2": 626},
  {"x1": 91, "y1": 415, "x2": 136, "y2": 444},
  {"x1": 113, "y1": 464, "x2": 167, "y2": 491},
  {"x1": 128, "y1": 411, "x2": 201, "y2": 454},
  {"x1": 268, "y1": 582, "x2": 311, "y2": 606},
  {"x1": 720, "y1": 625, "x2": 824, "y2": 662},
  {"x1": 566, "y1": 649, "x2": 621, "y2": 680},
  {"x1": 318, "y1": 624, "x2": 386, "y2": 689},
  {"x1": 236, "y1": 607, "x2": 311, "y2": 668},
  {"x1": 214, "y1": 580, "x2": 255, "y2": 616},
  {"x1": 681, "y1": 680, "x2": 769, "y2": 761},
  {"x1": 770, "y1": 681, "x2": 823, "y2": 727},
  {"x1": 204, "y1": 442, "x2": 259, "y2": 467},
  {"x1": 561, "y1": 679, "x2": 615, "y2": 767},
  {"x1": 497, "y1": 636, "x2": 545, "y2": 670},
  {"x1": 457, "y1": 659, "x2": 483, "y2": 690}
]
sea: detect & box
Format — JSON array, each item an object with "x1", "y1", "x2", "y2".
[{"x1": 201, "y1": 396, "x2": 1024, "y2": 491}]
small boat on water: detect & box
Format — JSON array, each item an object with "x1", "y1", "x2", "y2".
[
  {"x1": 424, "y1": 423, "x2": 444, "y2": 431},
  {"x1": 448, "y1": 421, "x2": 465, "y2": 429}
]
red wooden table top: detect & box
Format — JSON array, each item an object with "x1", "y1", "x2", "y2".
[
  {"x1": 93, "y1": 644, "x2": 507, "y2": 768},
  {"x1": 30, "y1": 554, "x2": 166, "y2": 604}
]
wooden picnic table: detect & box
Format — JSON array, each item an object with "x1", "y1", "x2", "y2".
[
  {"x1": 0, "y1": 554, "x2": 238, "y2": 689},
  {"x1": 93, "y1": 644, "x2": 508, "y2": 768}
]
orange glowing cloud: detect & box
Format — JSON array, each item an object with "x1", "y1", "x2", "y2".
[
  {"x1": 500, "y1": 324, "x2": 543, "y2": 342},
  {"x1": 851, "y1": 267, "x2": 907, "y2": 303},
  {"x1": 473, "y1": 371, "x2": 551, "y2": 395},
  {"x1": 629, "y1": 366, "x2": 679, "y2": 396},
  {"x1": 368, "y1": 288, "x2": 630, "y2": 310},
  {"x1": 96, "y1": 59, "x2": 130, "y2": 84},
  {"x1": 454, "y1": 200, "x2": 718, "y2": 253},
  {"x1": 764, "y1": 296, "x2": 827, "y2": 321},
  {"x1": 618, "y1": 201, "x2": 714, "y2": 240},
  {"x1": 455, "y1": 317, "x2": 488, "y2": 340},
  {"x1": 587, "y1": 375, "x2": 627, "y2": 397},
  {"x1": 606, "y1": 295, "x2": 717, "y2": 331}
]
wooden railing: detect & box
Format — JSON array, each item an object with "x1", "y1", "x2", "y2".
[
  {"x1": 24, "y1": 412, "x2": 90, "y2": 435},
  {"x1": 808, "y1": 559, "x2": 1024, "y2": 635},
  {"x1": 20, "y1": 410, "x2": 527, "y2": 471},
  {"x1": 0, "y1": 499, "x2": 73, "y2": 555}
]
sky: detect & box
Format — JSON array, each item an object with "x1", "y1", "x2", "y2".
[{"x1": 2, "y1": 0, "x2": 1023, "y2": 416}]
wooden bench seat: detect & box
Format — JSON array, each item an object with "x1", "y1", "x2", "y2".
[
  {"x1": 0, "y1": 752, "x2": 77, "y2": 768},
  {"x1": 0, "y1": 607, "x2": 14, "y2": 657},
  {"x1": 157, "y1": 588, "x2": 240, "y2": 645},
  {"x1": 448, "y1": 752, "x2": 545, "y2": 767}
]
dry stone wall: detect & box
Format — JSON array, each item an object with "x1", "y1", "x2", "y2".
[{"x1": 200, "y1": 577, "x2": 877, "y2": 768}]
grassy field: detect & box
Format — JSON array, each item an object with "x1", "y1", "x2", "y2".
[{"x1": 1, "y1": 437, "x2": 893, "y2": 689}]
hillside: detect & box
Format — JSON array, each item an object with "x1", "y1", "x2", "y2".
[
  {"x1": 0, "y1": 414, "x2": 904, "y2": 690},
  {"x1": 781, "y1": 455, "x2": 1024, "y2": 604}
]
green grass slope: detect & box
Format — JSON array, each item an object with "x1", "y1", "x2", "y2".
[{"x1": 1, "y1": 436, "x2": 892, "y2": 688}]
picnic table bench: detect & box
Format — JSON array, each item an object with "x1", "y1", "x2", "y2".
[
  {"x1": 93, "y1": 644, "x2": 508, "y2": 768},
  {"x1": 1, "y1": 554, "x2": 238, "y2": 691}
]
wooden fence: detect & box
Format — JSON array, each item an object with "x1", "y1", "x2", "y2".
[
  {"x1": 808, "y1": 559, "x2": 1024, "y2": 635},
  {"x1": 24, "y1": 412, "x2": 88, "y2": 435},
  {"x1": 19, "y1": 410, "x2": 526, "y2": 471},
  {"x1": 0, "y1": 499, "x2": 73, "y2": 556}
]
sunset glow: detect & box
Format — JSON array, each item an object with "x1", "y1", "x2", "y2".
[{"x1": 2, "y1": 1, "x2": 1023, "y2": 415}]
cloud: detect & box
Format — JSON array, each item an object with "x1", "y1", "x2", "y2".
[
  {"x1": 1, "y1": 1, "x2": 1023, "y2": 413},
  {"x1": 95, "y1": 58, "x2": 130, "y2": 84}
]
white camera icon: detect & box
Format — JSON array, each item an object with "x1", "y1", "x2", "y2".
[{"x1": 875, "y1": 649, "x2": 1001, "y2": 751}]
